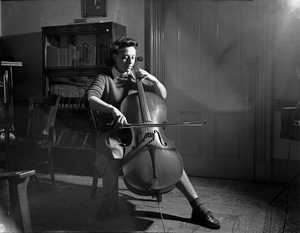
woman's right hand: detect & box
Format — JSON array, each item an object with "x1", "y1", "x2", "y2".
[
  {"x1": 88, "y1": 96, "x2": 128, "y2": 128},
  {"x1": 108, "y1": 106, "x2": 128, "y2": 128}
]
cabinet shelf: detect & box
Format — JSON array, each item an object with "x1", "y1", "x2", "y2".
[
  {"x1": 42, "y1": 22, "x2": 126, "y2": 71},
  {"x1": 53, "y1": 146, "x2": 93, "y2": 151},
  {"x1": 42, "y1": 22, "x2": 126, "y2": 97},
  {"x1": 44, "y1": 66, "x2": 108, "y2": 77}
]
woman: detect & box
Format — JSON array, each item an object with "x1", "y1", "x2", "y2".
[{"x1": 85, "y1": 37, "x2": 220, "y2": 230}]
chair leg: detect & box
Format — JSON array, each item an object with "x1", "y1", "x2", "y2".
[
  {"x1": 91, "y1": 166, "x2": 99, "y2": 198},
  {"x1": 50, "y1": 171, "x2": 55, "y2": 185},
  {"x1": 33, "y1": 174, "x2": 43, "y2": 193},
  {"x1": 19, "y1": 145, "x2": 43, "y2": 193},
  {"x1": 48, "y1": 147, "x2": 55, "y2": 185}
]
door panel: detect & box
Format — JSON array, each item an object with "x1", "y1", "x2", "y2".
[{"x1": 163, "y1": 0, "x2": 257, "y2": 180}]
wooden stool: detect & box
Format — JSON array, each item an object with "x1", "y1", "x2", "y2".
[{"x1": 0, "y1": 170, "x2": 35, "y2": 233}]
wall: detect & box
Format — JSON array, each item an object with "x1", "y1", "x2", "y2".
[
  {"x1": 1, "y1": 0, "x2": 144, "y2": 135},
  {"x1": 1, "y1": 0, "x2": 145, "y2": 100}
]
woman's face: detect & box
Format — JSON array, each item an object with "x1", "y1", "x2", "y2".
[{"x1": 113, "y1": 46, "x2": 136, "y2": 74}]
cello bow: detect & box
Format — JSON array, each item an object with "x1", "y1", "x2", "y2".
[{"x1": 107, "y1": 120, "x2": 208, "y2": 129}]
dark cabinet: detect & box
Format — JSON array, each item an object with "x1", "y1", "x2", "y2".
[{"x1": 41, "y1": 22, "x2": 126, "y2": 174}]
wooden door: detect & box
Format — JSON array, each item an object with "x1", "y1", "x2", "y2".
[{"x1": 162, "y1": 0, "x2": 258, "y2": 180}]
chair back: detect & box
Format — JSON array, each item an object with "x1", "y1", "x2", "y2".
[
  {"x1": 90, "y1": 109, "x2": 100, "y2": 133},
  {"x1": 27, "y1": 96, "x2": 61, "y2": 138}
]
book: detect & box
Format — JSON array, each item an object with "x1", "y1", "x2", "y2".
[
  {"x1": 56, "y1": 130, "x2": 68, "y2": 147},
  {"x1": 68, "y1": 35, "x2": 77, "y2": 66},
  {"x1": 61, "y1": 131, "x2": 76, "y2": 147},
  {"x1": 66, "y1": 131, "x2": 77, "y2": 147},
  {"x1": 73, "y1": 19, "x2": 105, "y2": 24},
  {"x1": 71, "y1": 131, "x2": 86, "y2": 148},
  {"x1": 82, "y1": 132, "x2": 94, "y2": 149},
  {"x1": 73, "y1": 18, "x2": 95, "y2": 23},
  {"x1": 81, "y1": 132, "x2": 90, "y2": 148}
]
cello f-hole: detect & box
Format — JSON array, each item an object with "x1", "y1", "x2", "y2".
[{"x1": 154, "y1": 130, "x2": 167, "y2": 147}]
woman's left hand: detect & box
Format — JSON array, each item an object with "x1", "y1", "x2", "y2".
[{"x1": 139, "y1": 69, "x2": 159, "y2": 85}]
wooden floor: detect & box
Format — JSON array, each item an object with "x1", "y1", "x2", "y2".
[
  {"x1": 188, "y1": 176, "x2": 300, "y2": 199},
  {"x1": 31, "y1": 173, "x2": 300, "y2": 233},
  {"x1": 37, "y1": 171, "x2": 300, "y2": 198}
]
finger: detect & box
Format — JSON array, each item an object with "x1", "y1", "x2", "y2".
[
  {"x1": 115, "y1": 115, "x2": 124, "y2": 126},
  {"x1": 113, "y1": 118, "x2": 122, "y2": 129},
  {"x1": 113, "y1": 123, "x2": 120, "y2": 129},
  {"x1": 110, "y1": 116, "x2": 118, "y2": 127},
  {"x1": 121, "y1": 116, "x2": 128, "y2": 125},
  {"x1": 120, "y1": 118, "x2": 126, "y2": 125},
  {"x1": 139, "y1": 74, "x2": 147, "y2": 80}
]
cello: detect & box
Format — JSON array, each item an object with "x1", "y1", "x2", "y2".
[{"x1": 120, "y1": 59, "x2": 184, "y2": 198}]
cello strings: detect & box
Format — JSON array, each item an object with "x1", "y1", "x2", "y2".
[{"x1": 131, "y1": 68, "x2": 165, "y2": 232}]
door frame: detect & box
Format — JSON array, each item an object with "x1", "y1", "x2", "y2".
[{"x1": 144, "y1": 0, "x2": 273, "y2": 182}]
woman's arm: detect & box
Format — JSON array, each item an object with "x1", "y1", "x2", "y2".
[
  {"x1": 88, "y1": 95, "x2": 112, "y2": 114},
  {"x1": 139, "y1": 69, "x2": 167, "y2": 100},
  {"x1": 88, "y1": 95, "x2": 128, "y2": 126}
]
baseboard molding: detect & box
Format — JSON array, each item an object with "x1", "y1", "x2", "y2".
[
  {"x1": 271, "y1": 162, "x2": 300, "y2": 184},
  {"x1": 256, "y1": 161, "x2": 300, "y2": 184},
  {"x1": 255, "y1": 163, "x2": 272, "y2": 182}
]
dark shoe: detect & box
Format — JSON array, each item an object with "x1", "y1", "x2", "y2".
[{"x1": 191, "y1": 207, "x2": 220, "y2": 229}]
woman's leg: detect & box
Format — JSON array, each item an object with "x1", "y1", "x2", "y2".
[
  {"x1": 102, "y1": 159, "x2": 122, "y2": 194},
  {"x1": 96, "y1": 159, "x2": 121, "y2": 221},
  {"x1": 176, "y1": 169, "x2": 198, "y2": 201},
  {"x1": 176, "y1": 169, "x2": 220, "y2": 229}
]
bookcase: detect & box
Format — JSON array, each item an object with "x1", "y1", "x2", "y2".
[{"x1": 42, "y1": 22, "x2": 126, "y2": 174}]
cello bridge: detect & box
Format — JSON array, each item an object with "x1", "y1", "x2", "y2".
[{"x1": 144, "y1": 132, "x2": 155, "y2": 142}]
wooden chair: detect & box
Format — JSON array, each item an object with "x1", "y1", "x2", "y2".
[
  {"x1": 17, "y1": 96, "x2": 61, "y2": 185},
  {"x1": 89, "y1": 110, "x2": 162, "y2": 211},
  {"x1": 90, "y1": 110, "x2": 105, "y2": 196}
]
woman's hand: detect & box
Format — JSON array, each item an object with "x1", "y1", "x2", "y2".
[
  {"x1": 139, "y1": 69, "x2": 159, "y2": 85},
  {"x1": 138, "y1": 69, "x2": 167, "y2": 99},
  {"x1": 88, "y1": 96, "x2": 128, "y2": 128},
  {"x1": 107, "y1": 105, "x2": 128, "y2": 128}
]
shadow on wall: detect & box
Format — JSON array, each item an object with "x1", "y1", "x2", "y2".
[{"x1": 2, "y1": 32, "x2": 43, "y2": 100}]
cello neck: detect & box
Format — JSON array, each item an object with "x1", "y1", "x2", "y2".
[
  {"x1": 136, "y1": 79, "x2": 152, "y2": 123},
  {"x1": 131, "y1": 65, "x2": 152, "y2": 123}
]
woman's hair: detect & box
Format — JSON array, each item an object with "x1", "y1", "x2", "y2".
[{"x1": 106, "y1": 37, "x2": 139, "y2": 67}]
